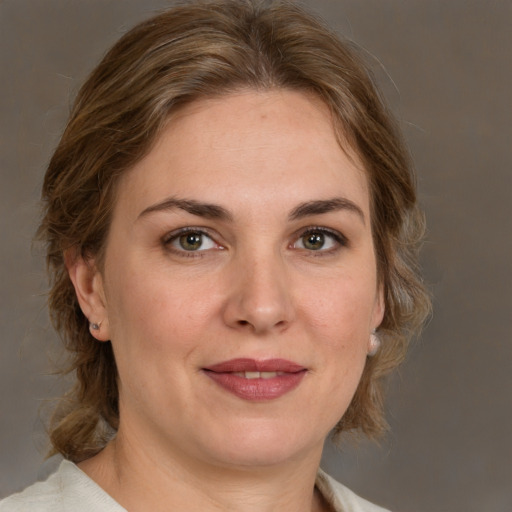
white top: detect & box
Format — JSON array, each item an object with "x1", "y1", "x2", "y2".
[{"x1": 0, "y1": 461, "x2": 390, "y2": 512}]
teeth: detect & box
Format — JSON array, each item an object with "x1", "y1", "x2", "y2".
[{"x1": 232, "y1": 371, "x2": 279, "y2": 379}]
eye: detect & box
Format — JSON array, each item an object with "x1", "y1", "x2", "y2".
[
  {"x1": 293, "y1": 228, "x2": 345, "y2": 252},
  {"x1": 165, "y1": 229, "x2": 219, "y2": 253}
]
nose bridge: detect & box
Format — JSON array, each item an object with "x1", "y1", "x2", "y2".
[{"x1": 223, "y1": 243, "x2": 294, "y2": 334}]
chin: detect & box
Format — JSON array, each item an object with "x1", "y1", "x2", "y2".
[{"x1": 202, "y1": 420, "x2": 324, "y2": 470}]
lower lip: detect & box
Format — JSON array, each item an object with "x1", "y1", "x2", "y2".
[{"x1": 204, "y1": 371, "x2": 306, "y2": 401}]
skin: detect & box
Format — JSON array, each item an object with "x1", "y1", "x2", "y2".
[{"x1": 68, "y1": 89, "x2": 384, "y2": 512}]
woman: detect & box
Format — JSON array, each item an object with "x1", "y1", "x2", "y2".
[{"x1": 0, "y1": 1, "x2": 430, "y2": 511}]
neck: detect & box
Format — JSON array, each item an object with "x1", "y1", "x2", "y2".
[{"x1": 79, "y1": 429, "x2": 329, "y2": 512}]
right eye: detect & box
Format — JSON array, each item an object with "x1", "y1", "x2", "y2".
[{"x1": 165, "y1": 229, "x2": 219, "y2": 253}]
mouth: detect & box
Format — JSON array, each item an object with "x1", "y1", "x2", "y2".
[
  {"x1": 231, "y1": 371, "x2": 287, "y2": 379},
  {"x1": 202, "y1": 358, "x2": 307, "y2": 401}
]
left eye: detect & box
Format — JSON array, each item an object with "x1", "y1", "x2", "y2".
[
  {"x1": 293, "y1": 229, "x2": 341, "y2": 251},
  {"x1": 167, "y1": 231, "x2": 217, "y2": 252}
]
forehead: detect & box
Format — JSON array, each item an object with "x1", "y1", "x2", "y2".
[{"x1": 115, "y1": 89, "x2": 370, "y2": 219}]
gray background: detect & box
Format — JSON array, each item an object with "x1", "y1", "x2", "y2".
[{"x1": 1, "y1": 1, "x2": 511, "y2": 511}]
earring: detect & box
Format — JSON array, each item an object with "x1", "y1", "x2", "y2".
[
  {"x1": 90, "y1": 322, "x2": 101, "y2": 331},
  {"x1": 368, "y1": 330, "x2": 381, "y2": 356}
]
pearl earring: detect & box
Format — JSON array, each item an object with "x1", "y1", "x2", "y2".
[
  {"x1": 368, "y1": 330, "x2": 381, "y2": 356},
  {"x1": 90, "y1": 322, "x2": 101, "y2": 331}
]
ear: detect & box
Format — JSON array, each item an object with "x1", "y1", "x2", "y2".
[
  {"x1": 371, "y1": 284, "x2": 385, "y2": 331},
  {"x1": 65, "y1": 250, "x2": 110, "y2": 342}
]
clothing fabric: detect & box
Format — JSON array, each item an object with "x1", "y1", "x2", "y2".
[
  {"x1": 0, "y1": 460, "x2": 390, "y2": 512},
  {"x1": 316, "y1": 470, "x2": 391, "y2": 512}
]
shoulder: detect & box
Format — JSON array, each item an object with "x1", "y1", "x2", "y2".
[
  {"x1": 0, "y1": 461, "x2": 125, "y2": 512},
  {"x1": 316, "y1": 469, "x2": 392, "y2": 512}
]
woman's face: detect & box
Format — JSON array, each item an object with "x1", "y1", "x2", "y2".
[{"x1": 84, "y1": 90, "x2": 384, "y2": 469}]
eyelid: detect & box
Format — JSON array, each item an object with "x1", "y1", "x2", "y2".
[
  {"x1": 291, "y1": 226, "x2": 348, "y2": 251},
  {"x1": 161, "y1": 225, "x2": 347, "y2": 255},
  {"x1": 162, "y1": 226, "x2": 224, "y2": 254},
  {"x1": 162, "y1": 226, "x2": 213, "y2": 243}
]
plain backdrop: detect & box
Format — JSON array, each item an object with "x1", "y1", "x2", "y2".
[{"x1": 1, "y1": 1, "x2": 511, "y2": 511}]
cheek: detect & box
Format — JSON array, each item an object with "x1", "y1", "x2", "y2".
[
  {"x1": 301, "y1": 274, "x2": 377, "y2": 340},
  {"x1": 298, "y1": 271, "x2": 376, "y2": 407},
  {"x1": 103, "y1": 271, "x2": 204, "y2": 404},
  {"x1": 105, "y1": 264, "x2": 218, "y2": 354}
]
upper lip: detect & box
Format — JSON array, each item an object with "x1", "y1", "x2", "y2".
[{"x1": 204, "y1": 358, "x2": 306, "y2": 373}]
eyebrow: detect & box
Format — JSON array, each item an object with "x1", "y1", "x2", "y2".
[
  {"x1": 289, "y1": 198, "x2": 365, "y2": 224},
  {"x1": 138, "y1": 196, "x2": 365, "y2": 224},
  {"x1": 138, "y1": 197, "x2": 233, "y2": 221}
]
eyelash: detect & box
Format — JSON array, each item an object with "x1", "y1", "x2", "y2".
[
  {"x1": 293, "y1": 226, "x2": 348, "y2": 252},
  {"x1": 162, "y1": 226, "x2": 348, "y2": 257},
  {"x1": 162, "y1": 227, "x2": 221, "y2": 258}
]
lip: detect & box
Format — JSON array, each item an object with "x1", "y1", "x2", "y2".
[{"x1": 203, "y1": 358, "x2": 307, "y2": 401}]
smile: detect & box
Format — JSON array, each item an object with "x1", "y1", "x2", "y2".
[
  {"x1": 203, "y1": 358, "x2": 307, "y2": 401},
  {"x1": 232, "y1": 371, "x2": 284, "y2": 379}
]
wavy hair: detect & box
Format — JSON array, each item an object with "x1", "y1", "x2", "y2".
[{"x1": 37, "y1": 0, "x2": 431, "y2": 462}]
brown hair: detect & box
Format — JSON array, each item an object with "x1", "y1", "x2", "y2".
[{"x1": 38, "y1": 0, "x2": 430, "y2": 462}]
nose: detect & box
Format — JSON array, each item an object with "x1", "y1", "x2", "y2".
[{"x1": 221, "y1": 250, "x2": 295, "y2": 335}]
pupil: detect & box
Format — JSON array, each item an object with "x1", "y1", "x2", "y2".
[
  {"x1": 305, "y1": 232, "x2": 324, "y2": 250},
  {"x1": 180, "y1": 233, "x2": 202, "y2": 250}
]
